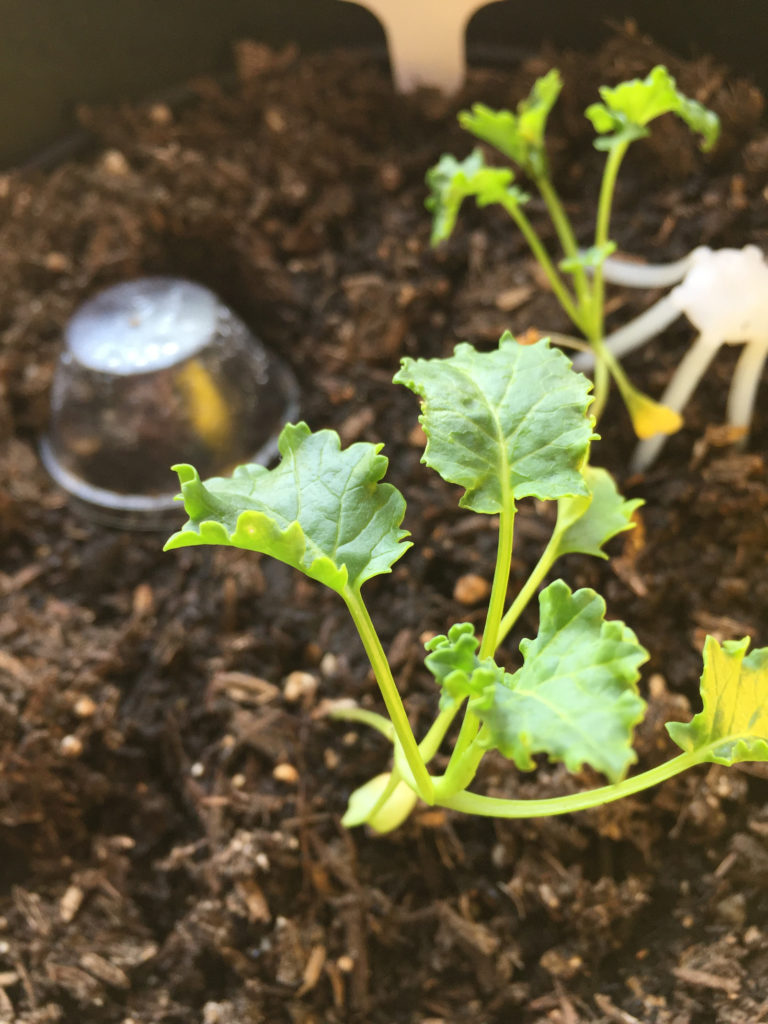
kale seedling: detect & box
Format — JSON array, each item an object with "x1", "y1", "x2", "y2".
[
  {"x1": 426, "y1": 65, "x2": 720, "y2": 438},
  {"x1": 164, "y1": 334, "x2": 768, "y2": 832}
]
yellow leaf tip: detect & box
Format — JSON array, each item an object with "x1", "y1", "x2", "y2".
[{"x1": 625, "y1": 391, "x2": 683, "y2": 440}]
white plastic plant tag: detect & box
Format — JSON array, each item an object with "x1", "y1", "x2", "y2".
[{"x1": 341, "y1": 0, "x2": 508, "y2": 93}]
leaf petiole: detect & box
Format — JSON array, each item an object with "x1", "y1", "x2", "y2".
[
  {"x1": 501, "y1": 198, "x2": 584, "y2": 329},
  {"x1": 536, "y1": 176, "x2": 590, "y2": 307},
  {"x1": 419, "y1": 705, "x2": 462, "y2": 761},
  {"x1": 439, "y1": 750, "x2": 702, "y2": 818},
  {"x1": 343, "y1": 586, "x2": 435, "y2": 803},
  {"x1": 438, "y1": 705, "x2": 480, "y2": 792},
  {"x1": 438, "y1": 490, "x2": 516, "y2": 793},
  {"x1": 433, "y1": 726, "x2": 489, "y2": 798},
  {"x1": 392, "y1": 703, "x2": 463, "y2": 785},
  {"x1": 480, "y1": 504, "x2": 516, "y2": 659},
  {"x1": 589, "y1": 140, "x2": 630, "y2": 339},
  {"x1": 496, "y1": 527, "x2": 561, "y2": 646},
  {"x1": 327, "y1": 705, "x2": 395, "y2": 741}
]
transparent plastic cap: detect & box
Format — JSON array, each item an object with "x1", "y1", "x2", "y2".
[{"x1": 40, "y1": 277, "x2": 300, "y2": 524}]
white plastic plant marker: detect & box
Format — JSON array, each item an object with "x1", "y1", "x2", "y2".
[
  {"x1": 341, "y1": 0, "x2": 508, "y2": 92},
  {"x1": 574, "y1": 246, "x2": 768, "y2": 471}
]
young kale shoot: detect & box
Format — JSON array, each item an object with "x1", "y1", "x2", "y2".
[
  {"x1": 164, "y1": 334, "x2": 768, "y2": 833},
  {"x1": 426, "y1": 65, "x2": 720, "y2": 438}
]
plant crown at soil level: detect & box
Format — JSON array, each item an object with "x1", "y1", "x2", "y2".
[
  {"x1": 165, "y1": 334, "x2": 767, "y2": 833},
  {"x1": 426, "y1": 64, "x2": 720, "y2": 438}
]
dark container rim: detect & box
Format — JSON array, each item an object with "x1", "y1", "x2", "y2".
[{"x1": 1, "y1": 1, "x2": 765, "y2": 169}]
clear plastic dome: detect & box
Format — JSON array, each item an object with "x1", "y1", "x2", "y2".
[{"x1": 40, "y1": 277, "x2": 299, "y2": 523}]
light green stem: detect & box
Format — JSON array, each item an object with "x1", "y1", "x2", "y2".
[
  {"x1": 440, "y1": 751, "x2": 703, "y2": 818},
  {"x1": 438, "y1": 707, "x2": 480, "y2": 791},
  {"x1": 343, "y1": 587, "x2": 434, "y2": 804},
  {"x1": 502, "y1": 199, "x2": 583, "y2": 330},
  {"x1": 497, "y1": 528, "x2": 560, "y2": 647},
  {"x1": 590, "y1": 141, "x2": 629, "y2": 340},
  {"x1": 590, "y1": 352, "x2": 611, "y2": 421},
  {"x1": 328, "y1": 706, "x2": 395, "y2": 741},
  {"x1": 393, "y1": 704, "x2": 461, "y2": 777},
  {"x1": 536, "y1": 176, "x2": 590, "y2": 306},
  {"x1": 419, "y1": 706, "x2": 461, "y2": 761},
  {"x1": 590, "y1": 330, "x2": 645, "y2": 423},
  {"x1": 434, "y1": 727, "x2": 489, "y2": 798},
  {"x1": 584, "y1": 140, "x2": 629, "y2": 418},
  {"x1": 373, "y1": 707, "x2": 460, "y2": 823},
  {"x1": 442, "y1": 503, "x2": 515, "y2": 788},
  {"x1": 480, "y1": 504, "x2": 516, "y2": 659}
]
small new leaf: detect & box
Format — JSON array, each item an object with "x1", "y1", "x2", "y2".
[
  {"x1": 559, "y1": 241, "x2": 617, "y2": 274},
  {"x1": 554, "y1": 465, "x2": 643, "y2": 561},
  {"x1": 164, "y1": 422, "x2": 411, "y2": 595},
  {"x1": 394, "y1": 335, "x2": 594, "y2": 512},
  {"x1": 426, "y1": 150, "x2": 529, "y2": 245},
  {"x1": 458, "y1": 69, "x2": 563, "y2": 178},
  {"x1": 477, "y1": 581, "x2": 648, "y2": 782},
  {"x1": 424, "y1": 623, "x2": 504, "y2": 709},
  {"x1": 667, "y1": 636, "x2": 768, "y2": 765},
  {"x1": 586, "y1": 65, "x2": 720, "y2": 152}
]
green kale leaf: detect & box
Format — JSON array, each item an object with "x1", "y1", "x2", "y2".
[
  {"x1": 458, "y1": 69, "x2": 563, "y2": 177},
  {"x1": 586, "y1": 65, "x2": 720, "y2": 152},
  {"x1": 394, "y1": 335, "x2": 595, "y2": 512},
  {"x1": 164, "y1": 422, "x2": 411, "y2": 595}
]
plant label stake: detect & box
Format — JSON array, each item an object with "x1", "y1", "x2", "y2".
[
  {"x1": 340, "y1": 0, "x2": 509, "y2": 92},
  {"x1": 574, "y1": 245, "x2": 768, "y2": 470}
]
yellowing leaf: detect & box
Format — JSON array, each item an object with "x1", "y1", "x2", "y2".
[
  {"x1": 667, "y1": 636, "x2": 768, "y2": 765},
  {"x1": 341, "y1": 772, "x2": 419, "y2": 833},
  {"x1": 623, "y1": 387, "x2": 683, "y2": 439}
]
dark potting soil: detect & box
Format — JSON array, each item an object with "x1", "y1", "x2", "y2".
[{"x1": 2, "y1": 21, "x2": 768, "y2": 1024}]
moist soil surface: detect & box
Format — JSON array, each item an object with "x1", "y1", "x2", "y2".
[{"x1": 3, "y1": 24, "x2": 768, "y2": 1024}]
